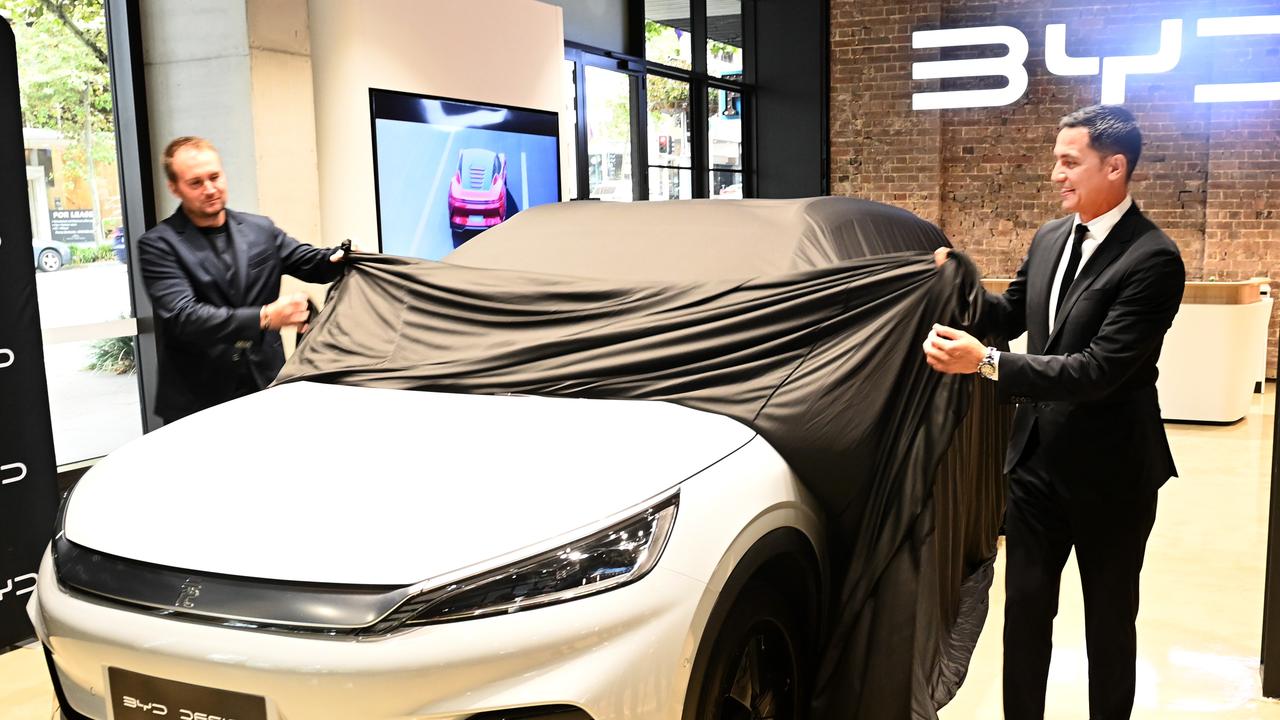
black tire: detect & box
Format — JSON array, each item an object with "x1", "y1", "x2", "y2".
[
  {"x1": 38, "y1": 248, "x2": 62, "y2": 272},
  {"x1": 686, "y1": 582, "x2": 808, "y2": 720}
]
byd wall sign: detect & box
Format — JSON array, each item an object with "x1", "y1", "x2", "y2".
[{"x1": 911, "y1": 14, "x2": 1280, "y2": 109}]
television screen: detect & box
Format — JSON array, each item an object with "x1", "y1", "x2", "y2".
[{"x1": 370, "y1": 89, "x2": 561, "y2": 260}]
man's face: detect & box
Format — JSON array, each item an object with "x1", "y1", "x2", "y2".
[
  {"x1": 1051, "y1": 126, "x2": 1126, "y2": 222},
  {"x1": 168, "y1": 147, "x2": 227, "y2": 223}
]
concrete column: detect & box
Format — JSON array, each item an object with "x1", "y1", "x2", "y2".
[{"x1": 140, "y1": 0, "x2": 322, "y2": 244}]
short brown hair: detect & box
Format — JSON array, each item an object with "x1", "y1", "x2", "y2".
[{"x1": 163, "y1": 136, "x2": 218, "y2": 182}]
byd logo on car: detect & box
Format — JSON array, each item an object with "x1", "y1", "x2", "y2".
[
  {"x1": 0, "y1": 573, "x2": 36, "y2": 605},
  {"x1": 121, "y1": 697, "x2": 240, "y2": 720},
  {"x1": 912, "y1": 14, "x2": 1280, "y2": 109}
]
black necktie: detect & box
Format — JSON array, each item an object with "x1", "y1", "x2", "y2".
[{"x1": 1055, "y1": 223, "x2": 1090, "y2": 318}]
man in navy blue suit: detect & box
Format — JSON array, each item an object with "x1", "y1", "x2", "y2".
[
  {"x1": 139, "y1": 136, "x2": 347, "y2": 423},
  {"x1": 924, "y1": 106, "x2": 1185, "y2": 720}
]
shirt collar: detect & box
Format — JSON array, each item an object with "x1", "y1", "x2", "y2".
[{"x1": 1073, "y1": 194, "x2": 1132, "y2": 243}]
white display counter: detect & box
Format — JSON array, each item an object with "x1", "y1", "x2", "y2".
[
  {"x1": 1156, "y1": 282, "x2": 1271, "y2": 423},
  {"x1": 980, "y1": 279, "x2": 1271, "y2": 423}
]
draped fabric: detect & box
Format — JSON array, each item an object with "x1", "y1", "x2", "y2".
[{"x1": 276, "y1": 197, "x2": 1007, "y2": 719}]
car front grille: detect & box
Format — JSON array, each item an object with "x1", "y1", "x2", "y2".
[{"x1": 52, "y1": 534, "x2": 431, "y2": 638}]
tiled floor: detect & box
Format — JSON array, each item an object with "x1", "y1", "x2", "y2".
[
  {"x1": 941, "y1": 388, "x2": 1280, "y2": 719},
  {"x1": 3, "y1": 391, "x2": 1279, "y2": 719}
]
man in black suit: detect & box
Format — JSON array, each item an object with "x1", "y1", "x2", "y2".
[
  {"x1": 139, "y1": 136, "x2": 348, "y2": 424},
  {"x1": 923, "y1": 105, "x2": 1185, "y2": 719}
]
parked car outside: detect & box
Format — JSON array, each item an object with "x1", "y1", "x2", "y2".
[
  {"x1": 109, "y1": 227, "x2": 127, "y2": 264},
  {"x1": 32, "y1": 238, "x2": 71, "y2": 272}
]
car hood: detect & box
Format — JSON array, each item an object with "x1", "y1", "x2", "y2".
[{"x1": 63, "y1": 382, "x2": 756, "y2": 586}]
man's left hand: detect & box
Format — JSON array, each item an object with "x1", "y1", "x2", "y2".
[{"x1": 923, "y1": 324, "x2": 985, "y2": 374}]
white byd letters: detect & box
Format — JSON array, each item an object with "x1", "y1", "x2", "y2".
[
  {"x1": 123, "y1": 696, "x2": 169, "y2": 715},
  {"x1": 0, "y1": 348, "x2": 13, "y2": 368},
  {"x1": 0, "y1": 574, "x2": 37, "y2": 602},
  {"x1": 913, "y1": 15, "x2": 1278, "y2": 108},
  {"x1": 1099, "y1": 19, "x2": 1182, "y2": 103},
  {"x1": 1, "y1": 462, "x2": 26, "y2": 485},
  {"x1": 911, "y1": 26, "x2": 1029, "y2": 109},
  {"x1": 1195, "y1": 15, "x2": 1280, "y2": 102}
]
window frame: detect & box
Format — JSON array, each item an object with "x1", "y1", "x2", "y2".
[{"x1": 565, "y1": 0, "x2": 754, "y2": 202}]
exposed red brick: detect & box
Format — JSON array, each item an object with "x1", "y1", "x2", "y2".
[{"x1": 830, "y1": 0, "x2": 1280, "y2": 373}]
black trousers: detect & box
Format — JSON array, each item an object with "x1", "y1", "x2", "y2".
[{"x1": 1002, "y1": 443, "x2": 1158, "y2": 720}]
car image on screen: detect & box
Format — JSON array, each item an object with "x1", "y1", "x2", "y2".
[{"x1": 448, "y1": 148, "x2": 507, "y2": 231}]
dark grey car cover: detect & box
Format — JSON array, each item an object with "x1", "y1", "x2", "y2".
[{"x1": 276, "y1": 197, "x2": 1008, "y2": 719}]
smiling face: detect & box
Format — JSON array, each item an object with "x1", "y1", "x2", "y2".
[
  {"x1": 167, "y1": 147, "x2": 228, "y2": 227},
  {"x1": 1051, "y1": 126, "x2": 1129, "y2": 223}
]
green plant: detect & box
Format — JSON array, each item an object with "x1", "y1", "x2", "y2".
[
  {"x1": 70, "y1": 242, "x2": 114, "y2": 264},
  {"x1": 85, "y1": 335, "x2": 135, "y2": 374}
]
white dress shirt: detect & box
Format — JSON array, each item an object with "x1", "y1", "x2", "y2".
[
  {"x1": 987, "y1": 195, "x2": 1133, "y2": 380},
  {"x1": 1047, "y1": 194, "x2": 1132, "y2": 332}
]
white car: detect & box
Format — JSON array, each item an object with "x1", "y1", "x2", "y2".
[
  {"x1": 30, "y1": 197, "x2": 998, "y2": 720},
  {"x1": 32, "y1": 381, "x2": 821, "y2": 720}
]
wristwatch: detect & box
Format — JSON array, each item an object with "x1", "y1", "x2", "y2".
[{"x1": 977, "y1": 347, "x2": 999, "y2": 380}]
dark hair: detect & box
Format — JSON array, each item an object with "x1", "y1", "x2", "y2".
[
  {"x1": 1058, "y1": 105, "x2": 1142, "y2": 179},
  {"x1": 163, "y1": 136, "x2": 218, "y2": 182}
]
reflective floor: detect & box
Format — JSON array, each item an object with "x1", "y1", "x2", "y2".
[
  {"x1": 3, "y1": 390, "x2": 1279, "y2": 719},
  {"x1": 941, "y1": 387, "x2": 1280, "y2": 719}
]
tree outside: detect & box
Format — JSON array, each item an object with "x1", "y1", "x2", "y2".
[{"x1": 2, "y1": 0, "x2": 122, "y2": 248}]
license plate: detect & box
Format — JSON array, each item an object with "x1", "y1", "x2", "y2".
[{"x1": 108, "y1": 667, "x2": 269, "y2": 720}]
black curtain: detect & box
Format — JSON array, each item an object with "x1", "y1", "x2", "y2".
[{"x1": 0, "y1": 18, "x2": 60, "y2": 647}]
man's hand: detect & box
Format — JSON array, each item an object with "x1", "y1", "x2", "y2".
[
  {"x1": 933, "y1": 247, "x2": 951, "y2": 267},
  {"x1": 260, "y1": 292, "x2": 310, "y2": 330},
  {"x1": 923, "y1": 323, "x2": 985, "y2": 374},
  {"x1": 329, "y1": 240, "x2": 361, "y2": 263}
]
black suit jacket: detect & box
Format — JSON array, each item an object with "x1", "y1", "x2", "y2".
[
  {"x1": 979, "y1": 203, "x2": 1185, "y2": 497},
  {"x1": 138, "y1": 208, "x2": 344, "y2": 422}
]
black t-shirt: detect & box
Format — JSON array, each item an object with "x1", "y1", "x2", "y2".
[{"x1": 196, "y1": 222, "x2": 235, "y2": 276}]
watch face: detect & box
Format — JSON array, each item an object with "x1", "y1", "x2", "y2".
[{"x1": 979, "y1": 362, "x2": 996, "y2": 379}]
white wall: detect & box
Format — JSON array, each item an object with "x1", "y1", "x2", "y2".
[{"x1": 307, "y1": 0, "x2": 566, "y2": 249}]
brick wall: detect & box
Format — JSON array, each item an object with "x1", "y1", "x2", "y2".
[{"x1": 829, "y1": 0, "x2": 1280, "y2": 373}]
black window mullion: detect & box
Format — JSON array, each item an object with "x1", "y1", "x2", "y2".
[
  {"x1": 632, "y1": 71, "x2": 648, "y2": 201},
  {"x1": 105, "y1": 0, "x2": 161, "y2": 433},
  {"x1": 692, "y1": 0, "x2": 708, "y2": 77},
  {"x1": 691, "y1": 78, "x2": 709, "y2": 198},
  {"x1": 571, "y1": 52, "x2": 590, "y2": 200},
  {"x1": 740, "y1": 90, "x2": 754, "y2": 198}
]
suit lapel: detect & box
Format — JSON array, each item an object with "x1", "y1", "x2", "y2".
[
  {"x1": 1044, "y1": 203, "x2": 1142, "y2": 351},
  {"x1": 227, "y1": 211, "x2": 249, "y2": 302},
  {"x1": 1030, "y1": 217, "x2": 1073, "y2": 352}
]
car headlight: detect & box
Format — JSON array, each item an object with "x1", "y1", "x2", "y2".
[{"x1": 364, "y1": 493, "x2": 678, "y2": 634}]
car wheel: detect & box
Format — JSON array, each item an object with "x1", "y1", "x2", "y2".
[
  {"x1": 687, "y1": 583, "x2": 807, "y2": 720},
  {"x1": 38, "y1": 248, "x2": 63, "y2": 272}
]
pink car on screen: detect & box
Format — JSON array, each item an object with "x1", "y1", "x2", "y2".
[{"x1": 448, "y1": 148, "x2": 508, "y2": 230}]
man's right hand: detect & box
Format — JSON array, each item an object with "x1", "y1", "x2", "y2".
[
  {"x1": 260, "y1": 293, "x2": 310, "y2": 330},
  {"x1": 934, "y1": 247, "x2": 951, "y2": 267}
]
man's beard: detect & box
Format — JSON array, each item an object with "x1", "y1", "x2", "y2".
[{"x1": 187, "y1": 198, "x2": 225, "y2": 222}]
